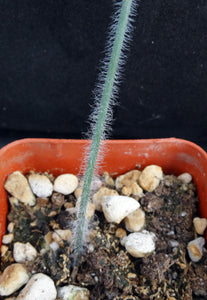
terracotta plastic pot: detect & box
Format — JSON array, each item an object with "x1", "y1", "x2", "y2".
[{"x1": 0, "y1": 138, "x2": 207, "y2": 245}]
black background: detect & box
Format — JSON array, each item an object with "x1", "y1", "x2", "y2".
[{"x1": 0, "y1": 0, "x2": 207, "y2": 149}]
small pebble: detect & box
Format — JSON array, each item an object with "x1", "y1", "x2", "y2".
[
  {"x1": 57, "y1": 284, "x2": 90, "y2": 300},
  {"x1": 74, "y1": 187, "x2": 82, "y2": 199},
  {"x1": 102, "y1": 195, "x2": 140, "y2": 224},
  {"x1": 16, "y1": 273, "x2": 57, "y2": 300},
  {"x1": 49, "y1": 241, "x2": 59, "y2": 252},
  {"x1": 1, "y1": 245, "x2": 8, "y2": 256},
  {"x1": 122, "y1": 230, "x2": 156, "y2": 258},
  {"x1": 30, "y1": 220, "x2": 37, "y2": 227},
  {"x1": 36, "y1": 197, "x2": 49, "y2": 206},
  {"x1": 167, "y1": 230, "x2": 175, "y2": 236},
  {"x1": 44, "y1": 231, "x2": 53, "y2": 245},
  {"x1": 0, "y1": 263, "x2": 29, "y2": 296},
  {"x1": 187, "y1": 237, "x2": 205, "y2": 262},
  {"x1": 193, "y1": 217, "x2": 207, "y2": 235},
  {"x1": 103, "y1": 171, "x2": 114, "y2": 187},
  {"x1": 85, "y1": 202, "x2": 96, "y2": 219},
  {"x1": 172, "y1": 271, "x2": 178, "y2": 279},
  {"x1": 48, "y1": 211, "x2": 58, "y2": 217},
  {"x1": 52, "y1": 229, "x2": 72, "y2": 246},
  {"x1": 181, "y1": 184, "x2": 188, "y2": 191},
  {"x1": 7, "y1": 222, "x2": 14, "y2": 233},
  {"x1": 9, "y1": 196, "x2": 19, "y2": 207},
  {"x1": 124, "y1": 208, "x2": 145, "y2": 232},
  {"x1": 2, "y1": 233, "x2": 14, "y2": 244},
  {"x1": 64, "y1": 202, "x2": 74, "y2": 209},
  {"x1": 121, "y1": 185, "x2": 131, "y2": 196},
  {"x1": 115, "y1": 228, "x2": 127, "y2": 239},
  {"x1": 4, "y1": 171, "x2": 36, "y2": 206},
  {"x1": 168, "y1": 240, "x2": 179, "y2": 248},
  {"x1": 92, "y1": 187, "x2": 118, "y2": 211},
  {"x1": 115, "y1": 170, "x2": 141, "y2": 189},
  {"x1": 28, "y1": 173, "x2": 53, "y2": 198},
  {"x1": 138, "y1": 165, "x2": 163, "y2": 192},
  {"x1": 53, "y1": 174, "x2": 78, "y2": 195},
  {"x1": 127, "y1": 272, "x2": 137, "y2": 280},
  {"x1": 181, "y1": 211, "x2": 187, "y2": 217},
  {"x1": 13, "y1": 242, "x2": 37, "y2": 263},
  {"x1": 51, "y1": 192, "x2": 65, "y2": 207},
  {"x1": 177, "y1": 172, "x2": 192, "y2": 184},
  {"x1": 122, "y1": 182, "x2": 143, "y2": 197},
  {"x1": 88, "y1": 243, "x2": 95, "y2": 253}
]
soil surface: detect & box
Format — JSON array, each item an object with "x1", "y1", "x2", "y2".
[{"x1": 1, "y1": 172, "x2": 207, "y2": 299}]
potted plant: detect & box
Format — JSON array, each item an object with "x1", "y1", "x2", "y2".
[
  {"x1": 0, "y1": 0, "x2": 207, "y2": 299},
  {"x1": 0, "y1": 139, "x2": 207, "y2": 299}
]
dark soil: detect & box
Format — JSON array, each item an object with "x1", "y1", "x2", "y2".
[{"x1": 1, "y1": 172, "x2": 207, "y2": 300}]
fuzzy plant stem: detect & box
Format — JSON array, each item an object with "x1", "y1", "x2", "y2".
[{"x1": 73, "y1": 0, "x2": 136, "y2": 268}]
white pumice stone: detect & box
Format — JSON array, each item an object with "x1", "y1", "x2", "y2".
[
  {"x1": 16, "y1": 273, "x2": 57, "y2": 300},
  {"x1": 13, "y1": 242, "x2": 37, "y2": 263},
  {"x1": 2, "y1": 233, "x2": 14, "y2": 244},
  {"x1": 124, "y1": 208, "x2": 145, "y2": 232},
  {"x1": 58, "y1": 284, "x2": 90, "y2": 300},
  {"x1": 177, "y1": 172, "x2": 192, "y2": 184},
  {"x1": 115, "y1": 170, "x2": 141, "y2": 189},
  {"x1": 193, "y1": 217, "x2": 207, "y2": 235},
  {"x1": 0, "y1": 263, "x2": 29, "y2": 296},
  {"x1": 4, "y1": 171, "x2": 36, "y2": 206},
  {"x1": 122, "y1": 230, "x2": 156, "y2": 258},
  {"x1": 28, "y1": 173, "x2": 53, "y2": 198},
  {"x1": 53, "y1": 174, "x2": 78, "y2": 195},
  {"x1": 138, "y1": 165, "x2": 163, "y2": 192},
  {"x1": 102, "y1": 195, "x2": 140, "y2": 224},
  {"x1": 187, "y1": 237, "x2": 205, "y2": 262},
  {"x1": 92, "y1": 187, "x2": 118, "y2": 211}
]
